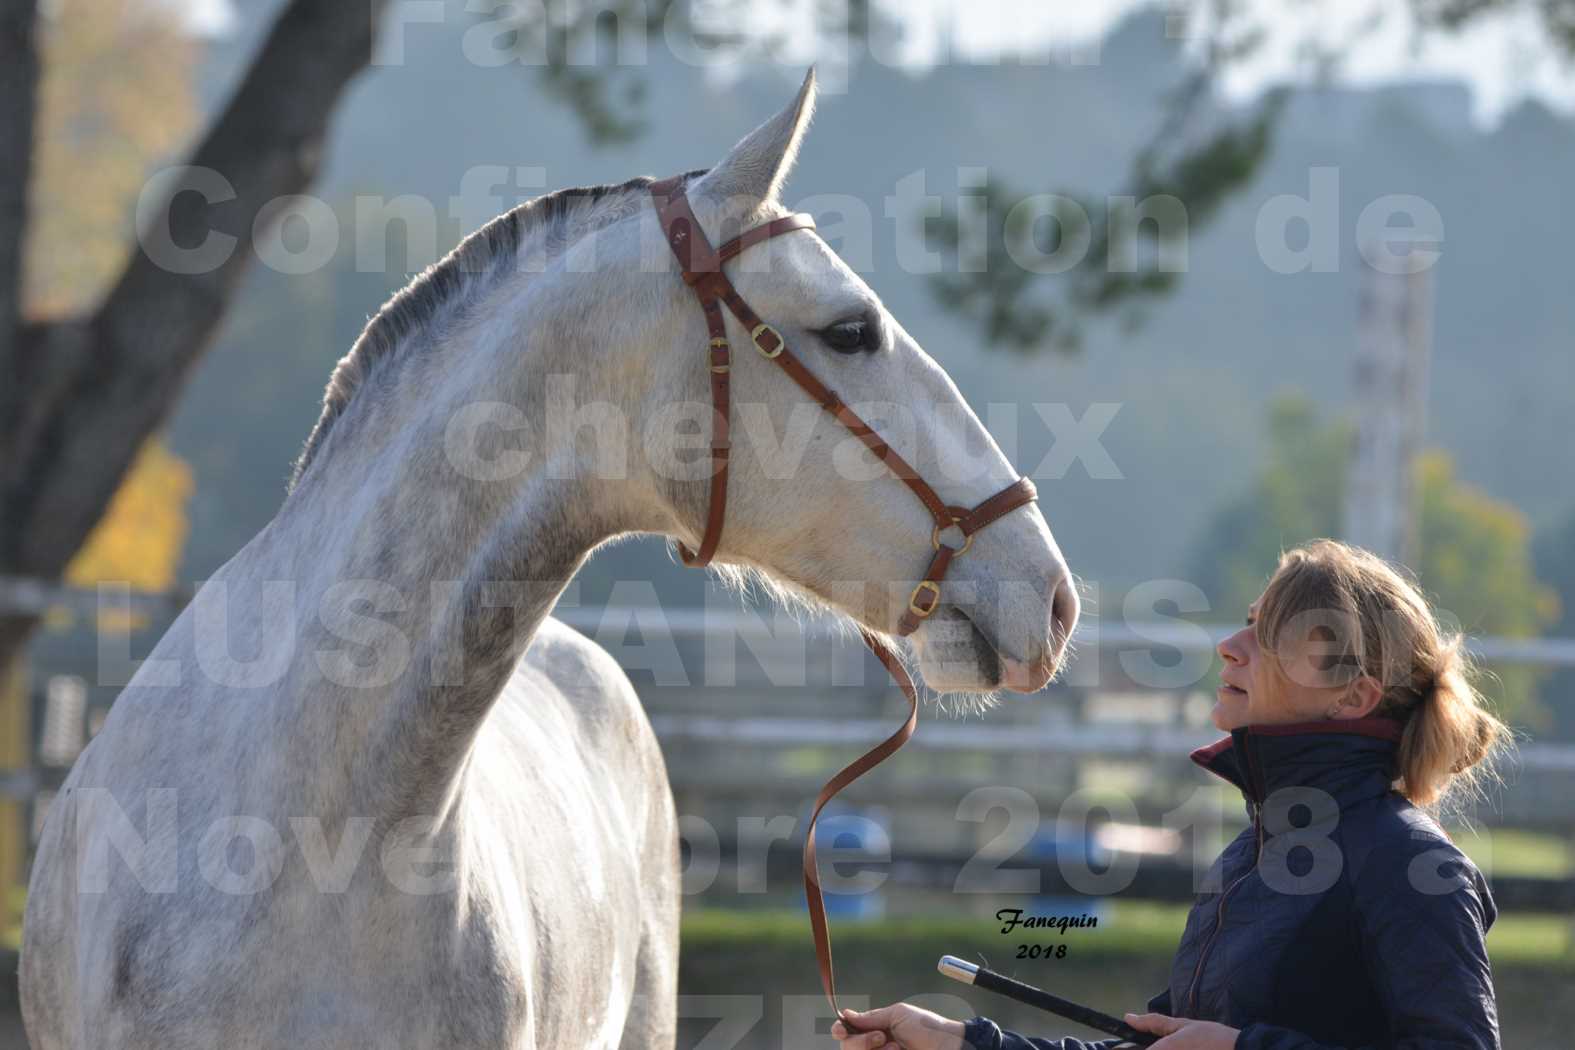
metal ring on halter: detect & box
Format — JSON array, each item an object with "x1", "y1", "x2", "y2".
[
  {"x1": 932, "y1": 518, "x2": 973, "y2": 554},
  {"x1": 752, "y1": 323, "x2": 784, "y2": 358},
  {"x1": 908, "y1": 580, "x2": 942, "y2": 618}
]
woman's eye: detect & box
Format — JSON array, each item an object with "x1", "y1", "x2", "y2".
[{"x1": 818, "y1": 319, "x2": 872, "y2": 354}]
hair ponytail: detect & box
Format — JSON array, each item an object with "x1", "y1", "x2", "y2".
[{"x1": 1394, "y1": 638, "x2": 1507, "y2": 812}]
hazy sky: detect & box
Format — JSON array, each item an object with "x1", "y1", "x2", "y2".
[
  {"x1": 183, "y1": 0, "x2": 1575, "y2": 126},
  {"x1": 907, "y1": 0, "x2": 1575, "y2": 125}
]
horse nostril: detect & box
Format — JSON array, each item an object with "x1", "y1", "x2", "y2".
[{"x1": 1050, "y1": 574, "x2": 1079, "y2": 658}]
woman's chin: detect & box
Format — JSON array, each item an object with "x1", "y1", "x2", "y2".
[{"x1": 1210, "y1": 698, "x2": 1249, "y2": 732}]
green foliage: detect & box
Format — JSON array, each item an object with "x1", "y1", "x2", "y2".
[
  {"x1": 1417, "y1": 452, "x2": 1560, "y2": 642},
  {"x1": 682, "y1": 900, "x2": 1187, "y2": 960},
  {"x1": 926, "y1": 89, "x2": 1284, "y2": 354},
  {"x1": 1187, "y1": 395, "x2": 1558, "y2": 725},
  {"x1": 679, "y1": 900, "x2": 1575, "y2": 978},
  {"x1": 1412, "y1": 0, "x2": 1575, "y2": 53},
  {"x1": 1415, "y1": 452, "x2": 1561, "y2": 725},
  {"x1": 1188, "y1": 396, "x2": 1350, "y2": 614},
  {"x1": 27, "y1": 0, "x2": 197, "y2": 314},
  {"x1": 466, "y1": 0, "x2": 889, "y2": 146},
  {"x1": 922, "y1": 0, "x2": 1575, "y2": 353},
  {"x1": 1533, "y1": 508, "x2": 1575, "y2": 637}
]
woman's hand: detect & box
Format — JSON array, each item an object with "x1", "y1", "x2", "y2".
[
  {"x1": 1124, "y1": 1011, "x2": 1240, "y2": 1049},
  {"x1": 830, "y1": 1003, "x2": 967, "y2": 1050}
]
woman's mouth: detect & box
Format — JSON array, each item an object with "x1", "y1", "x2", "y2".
[{"x1": 1218, "y1": 683, "x2": 1247, "y2": 697}]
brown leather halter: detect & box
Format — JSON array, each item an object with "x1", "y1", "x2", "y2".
[{"x1": 650, "y1": 174, "x2": 1039, "y2": 1033}]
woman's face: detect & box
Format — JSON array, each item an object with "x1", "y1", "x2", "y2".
[{"x1": 1212, "y1": 595, "x2": 1354, "y2": 731}]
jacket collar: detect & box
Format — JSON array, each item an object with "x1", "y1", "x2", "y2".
[{"x1": 1190, "y1": 716, "x2": 1406, "y2": 808}]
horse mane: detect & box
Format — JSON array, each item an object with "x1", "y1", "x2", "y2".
[{"x1": 289, "y1": 171, "x2": 701, "y2": 490}]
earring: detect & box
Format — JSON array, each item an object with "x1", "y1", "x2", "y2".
[{"x1": 1325, "y1": 703, "x2": 1342, "y2": 719}]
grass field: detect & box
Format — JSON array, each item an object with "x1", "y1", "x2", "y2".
[
  {"x1": 1, "y1": 901, "x2": 1569, "y2": 1048},
  {"x1": 3, "y1": 832, "x2": 1570, "y2": 1048},
  {"x1": 678, "y1": 903, "x2": 1575, "y2": 1048},
  {"x1": 684, "y1": 899, "x2": 1573, "y2": 967},
  {"x1": 1451, "y1": 826, "x2": 1572, "y2": 879}
]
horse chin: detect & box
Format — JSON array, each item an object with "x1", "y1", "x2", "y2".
[{"x1": 910, "y1": 606, "x2": 1006, "y2": 694}]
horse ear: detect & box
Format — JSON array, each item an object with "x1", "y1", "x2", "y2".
[{"x1": 693, "y1": 68, "x2": 816, "y2": 212}]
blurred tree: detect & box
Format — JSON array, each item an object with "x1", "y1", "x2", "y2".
[
  {"x1": 25, "y1": 0, "x2": 197, "y2": 315},
  {"x1": 20, "y1": 0, "x2": 199, "y2": 631},
  {"x1": 1413, "y1": 452, "x2": 1561, "y2": 727},
  {"x1": 1186, "y1": 397, "x2": 1352, "y2": 615},
  {"x1": 64, "y1": 437, "x2": 194, "y2": 634},
  {"x1": 927, "y1": 0, "x2": 1575, "y2": 352},
  {"x1": 1187, "y1": 395, "x2": 1558, "y2": 726},
  {"x1": 929, "y1": 76, "x2": 1285, "y2": 352},
  {"x1": 1532, "y1": 509, "x2": 1575, "y2": 732},
  {"x1": 66, "y1": 438, "x2": 194, "y2": 597},
  {"x1": 1533, "y1": 510, "x2": 1575, "y2": 630},
  {"x1": 0, "y1": 0, "x2": 398, "y2": 678}
]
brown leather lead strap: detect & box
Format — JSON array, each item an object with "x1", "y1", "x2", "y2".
[{"x1": 802, "y1": 628, "x2": 919, "y2": 1033}]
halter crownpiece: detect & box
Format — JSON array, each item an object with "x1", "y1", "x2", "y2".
[{"x1": 649, "y1": 174, "x2": 1039, "y2": 1032}]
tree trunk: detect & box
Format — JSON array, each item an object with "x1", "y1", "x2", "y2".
[
  {"x1": 0, "y1": 0, "x2": 39, "y2": 464},
  {"x1": 0, "y1": 0, "x2": 392, "y2": 676}
]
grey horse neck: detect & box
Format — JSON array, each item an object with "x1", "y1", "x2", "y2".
[{"x1": 248, "y1": 179, "x2": 676, "y2": 826}]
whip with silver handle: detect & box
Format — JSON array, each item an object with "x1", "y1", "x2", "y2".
[{"x1": 937, "y1": 955, "x2": 1158, "y2": 1047}]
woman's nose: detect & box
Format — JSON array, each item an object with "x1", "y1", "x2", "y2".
[{"x1": 1218, "y1": 628, "x2": 1247, "y2": 665}]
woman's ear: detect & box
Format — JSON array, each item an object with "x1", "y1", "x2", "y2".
[{"x1": 1344, "y1": 675, "x2": 1386, "y2": 718}]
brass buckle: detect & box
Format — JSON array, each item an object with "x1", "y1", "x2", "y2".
[
  {"x1": 931, "y1": 516, "x2": 973, "y2": 554},
  {"x1": 710, "y1": 337, "x2": 730, "y2": 373},
  {"x1": 908, "y1": 580, "x2": 941, "y2": 618},
  {"x1": 752, "y1": 323, "x2": 784, "y2": 358}
]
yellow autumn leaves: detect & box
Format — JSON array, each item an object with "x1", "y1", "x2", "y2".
[
  {"x1": 65, "y1": 438, "x2": 193, "y2": 596},
  {"x1": 32, "y1": 0, "x2": 200, "y2": 623}
]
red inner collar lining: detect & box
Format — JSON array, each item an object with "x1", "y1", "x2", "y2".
[{"x1": 1247, "y1": 715, "x2": 1406, "y2": 742}]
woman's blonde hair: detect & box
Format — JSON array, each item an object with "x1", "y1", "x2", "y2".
[{"x1": 1254, "y1": 538, "x2": 1508, "y2": 812}]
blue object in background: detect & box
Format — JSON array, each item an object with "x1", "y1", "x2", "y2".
[
  {"x1": 1022, "y1": 825, "x2": 1112, "y2": 924},
  {"x1": 800, "y1": 802, "x2": 890, "y2": 920}
]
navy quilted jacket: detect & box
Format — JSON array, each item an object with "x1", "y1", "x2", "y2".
[{"x1": 961, "y1": 717, "x2": 1500, "y2": 1050}]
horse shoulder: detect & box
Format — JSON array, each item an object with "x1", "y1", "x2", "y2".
[{"x1": 511, "y1": 616, "x2": 649, "y2": 748}]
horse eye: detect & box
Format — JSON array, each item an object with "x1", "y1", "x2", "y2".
[{"x1": 818, "y1": 319, "x2": 872, "y2": 354}]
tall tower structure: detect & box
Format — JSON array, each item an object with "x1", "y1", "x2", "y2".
[{"x1": 1343, "y1": 262, "x2": 1433, "y2": 566}]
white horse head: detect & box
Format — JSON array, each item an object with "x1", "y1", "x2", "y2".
[
  {"x1": 287, "y1": 70, "x2": 1076, "y2": 696},
  {"x1": 633, "y1": 72, "x2": 1079, "y2": 694}
]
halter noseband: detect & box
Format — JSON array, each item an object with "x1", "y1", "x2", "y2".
[{"x1": 649, "y1": 174, "x2": 1039, "y2": 1032}]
